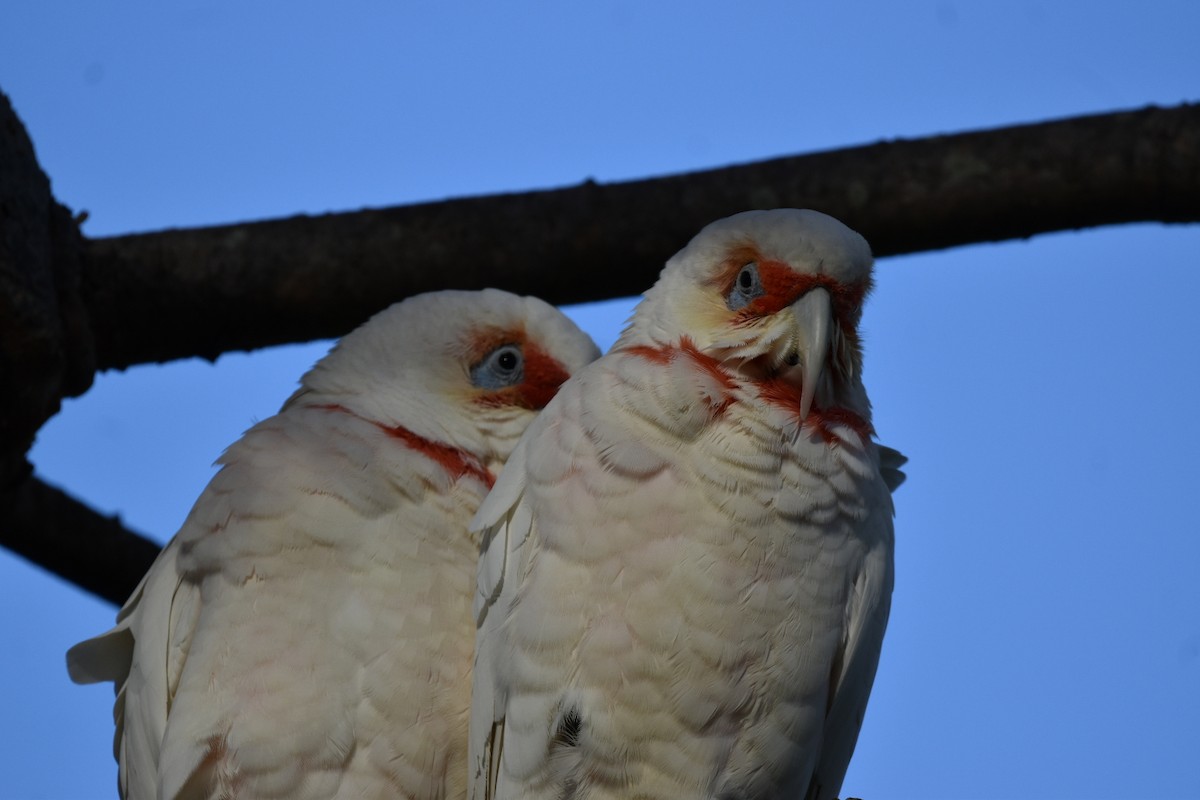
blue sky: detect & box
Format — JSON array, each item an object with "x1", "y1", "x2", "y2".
[{"x1": 3, "y1": 2, "x2": 1198, "y2": 798}]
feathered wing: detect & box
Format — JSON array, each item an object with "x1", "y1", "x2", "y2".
[
  {"x1": 470, "y1": 361, "x2": 613, "y2": 800},
  {"x1": 877, "y1": 443, "x2": 908, "y2": 492},
  {"x1": 71, "y1": 407, "x2": 486, "y2": 800},
  {"x1": 68, "y1": 290, "x2": 601, "y2": 800},
  {"x1": 67, "y1": 538, "x2": 201, "y2": 800},
  {"x1": 807, "y1": 515, "x2": 894, "y2": 800},
  {"x1": 66, "y1": 417, "x2": 285, "y2": 800},
  {"x1": 802, "y1": 440, "x2": 903, "y2": 800},
  {"x1": 469, "y1": 435, "x2": 533, "y2": 800}
]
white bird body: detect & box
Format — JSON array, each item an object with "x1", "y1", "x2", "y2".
[
  {"x1": 470, "y1": 210, "x2": 901, "y2": 800},
  {"x1": 68, "y1": 289, "x2": 600, "y2": 800}
]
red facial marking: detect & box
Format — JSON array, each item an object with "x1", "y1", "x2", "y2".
[
  {"x1": 716, "y1": 244, "x2": 870, "y2": 348},
  {"x1": 754, "y1": 374, "x2": 805, "y2": 413},
  {"x1": 624, "y1": 338, "x2": 737, "y2": 416},
  {"x1": 314, "y1": 403, "x2": 494, "y2": 489},
  {"x1": 470, "y1": 329, "x2": 573, "y2": 410},
  {"x1": 625, "y1": 345, "x2": 871, "y2": 445},
  {"x1": 515, "y1": 341, "x2": 572, "y2": 409},
  {"x1": 680, "y1": 338, "x2": 738, "y2": 415},
  {"x1": 812, "y1": 406, "x2": 875, "y2": 445},
  {"x1": 623, "y1": 344, "x2": 672, "y2": 364},
  {"x1": 378, "y1": 423, "x2": 495, "y2": 488},
  {"x1": 466, "y1": 329, "x2": 516, "y2": 362},
  {"x1": 754, "y1": 378, "x2": 873, "y2": 445}
]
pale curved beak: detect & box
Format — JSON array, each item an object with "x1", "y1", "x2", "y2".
[{"x1": 789, "y1": 287, "x2": 832, "y2": 422}]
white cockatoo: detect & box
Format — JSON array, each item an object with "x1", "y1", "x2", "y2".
[
  {"x1": 67, "y1": 289, "x2": 600, "y2": 800},
  {"x1": 470, "y1": 209, "x2": 904, "y2": 800}
]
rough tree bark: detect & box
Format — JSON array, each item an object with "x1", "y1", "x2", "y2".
[
  {"x1": 85, "y1": 102, "x2": 1200, "y2": 370},
  {"x1": 1, "y1": 89, "x2": 1198, "y2": 604},
  {"x1": 0, "y1": 477, "x2": 160, "y2": 603},
  {"x1": 0, "y1": 91, "x2": 94, "y2": 490}
]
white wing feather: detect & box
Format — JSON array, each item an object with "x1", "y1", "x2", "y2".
[
  {"x1": 469, "y1": 434, "x2": 535, "y2": 800},
  {"x1": 67, "y1": 538, "x2": 201, "y2": 800},
  {"x1": 72, "y1": 406, "x2": 490, "y2": 800},
  {"x1": 807, "y1": 532, "x2": 893, "y2": 800}
]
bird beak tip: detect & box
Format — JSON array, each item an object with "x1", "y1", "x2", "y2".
[{"x1": 791, "y1": 288, "x2": 833, "y2": 422}]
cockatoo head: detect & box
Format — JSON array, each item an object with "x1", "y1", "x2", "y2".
[
  {"x1": 616, "y1": 208, "x2": 875, "y2": 421},
  {"x1": 289, "y1": 289, "x2": 600, "y2": 470}
]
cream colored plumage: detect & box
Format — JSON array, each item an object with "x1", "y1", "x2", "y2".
[
  {"x1": 470, "y1": 210, "x2": 903, "y2": 800},
  {"x1": 67, "y1": 289, "x2": 600, "y2": 800}
]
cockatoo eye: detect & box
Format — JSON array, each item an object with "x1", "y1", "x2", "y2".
[
  {"x1": 726, "y1": 262, "x2": 766, "y2": 310},
  {"x1": 471, "y1": 344, "x2": 525, "y2": 389}
]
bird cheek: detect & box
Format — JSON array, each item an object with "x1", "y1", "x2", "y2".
[
  {"x1": 476, "y1": 344, "x2": 571, "y2": 410},
  {"x1": 473, "y1": 388, "x2": 517, "y2": 408},
  {"x1": 750, "y1": 259, "x2": 809, "y2": 315},
  {"x1": 517, "y1": 347, "x2": 572, "y2": 409}
]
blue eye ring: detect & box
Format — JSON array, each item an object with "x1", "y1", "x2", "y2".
[
  {"x1": 470, "y1": 343, "x2": 525, "y2": 389},
  {"x1": 726, "y1": 262, "x2": 765, "y2": 310}
]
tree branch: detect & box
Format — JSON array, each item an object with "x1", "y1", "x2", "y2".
[
  {"x1": 0, "y1": 474, "x2": 160, "y2": 605},
  {"x1": 0, "y1": 90, "x2": 93, "y2": 488},
  {"x1": 84, "y1": 102, "x2": 1200, "y2": 371},
  {"x1": 4, "y1": 100, "x2": 1199, "y2": 606}
]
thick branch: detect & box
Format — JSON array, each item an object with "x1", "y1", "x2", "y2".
[
  {"x1": 85, "y1": 103, "x2": 1200, "y2": 370},
  {"x1": 0, "y1": 90, "x2": 93, "y2": 487},
  {"x1": 0, "y1": 475, "x2": 160, "y2": 605},
  {"x1": 5, "y1": 101, "x2": 1199, "y2": 606}
]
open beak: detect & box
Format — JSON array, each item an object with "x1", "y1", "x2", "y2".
[{"x1": 787, "y1": 287, "x2": 832, "y2": 422}]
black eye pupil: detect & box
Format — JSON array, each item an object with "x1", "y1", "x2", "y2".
[
  {"x1": 470, "y1": 345, "x2": 524, "y2": 389},
  {"x1": 726, "y1": 262, "x2": 765, "y2": 312}
]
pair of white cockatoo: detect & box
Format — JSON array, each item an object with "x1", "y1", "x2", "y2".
[{"x1": 69, "y1": 209, "x2": 904, "y2": 800}]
